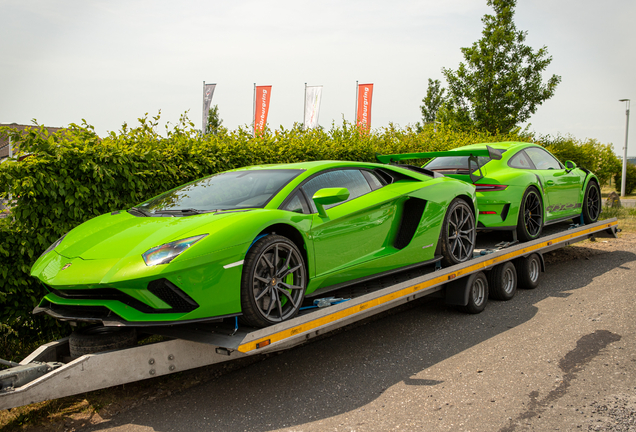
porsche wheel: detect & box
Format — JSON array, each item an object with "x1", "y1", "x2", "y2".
[
  {"x1": 240, "y1": 235, "x2": 307, "y2": 328},
  {"x1": 582, "y1": 181, "x2": 601, "y2": 224},
  {"x1": 440, "y1": 198, "x2": 476, "y2": 267},
  {"x1": 516, "y1": 186, "x2": 543, "y2": 242}
]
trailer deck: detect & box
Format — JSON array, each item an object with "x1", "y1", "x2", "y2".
[{"x1": 0, "y1": 218, "x2": 619, "y2": 410}]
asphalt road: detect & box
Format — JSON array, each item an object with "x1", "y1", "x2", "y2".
[{"x1": 79, "y1": 235, "x2": 636, "y2": 432}]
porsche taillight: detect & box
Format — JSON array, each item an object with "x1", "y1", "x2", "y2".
[{"x1": 475, "y1": 184, "x2": 508, "y2": 192}]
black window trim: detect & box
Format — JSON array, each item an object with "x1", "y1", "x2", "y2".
[{"x1": 278, "y1": 167, "x2": 385, "y2": 215}]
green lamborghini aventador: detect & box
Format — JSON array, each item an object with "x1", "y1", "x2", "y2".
[
  {"x1": 379, "y1": 142, "x2": 602, "y2": 242},
  {"x1": 32, "y1": 160, "x2": 478, "y2": 328}
]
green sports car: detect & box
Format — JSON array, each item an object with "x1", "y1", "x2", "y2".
[
  {"x1": 379, "y1": 142, "x2": 601, "y2": 242},
  {"x1": 32, "y1": 161, "x2": 478, "y2": 328}
]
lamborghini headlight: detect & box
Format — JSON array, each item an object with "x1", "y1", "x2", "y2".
[
  {"x1": 40, "y1": 234, "x2": 67, "y2": 258},
  {"x1": 142, "y1": 234, "x2": 208, "y2": 266}
]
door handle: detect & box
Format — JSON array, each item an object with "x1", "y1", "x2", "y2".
[{"x1": 546, "y1": 180, "x2": 555, "y2": 185}]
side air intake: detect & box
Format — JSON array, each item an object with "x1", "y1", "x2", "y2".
[{"x1": 394, "y1": 198, "x2": 427, "y2": 249}]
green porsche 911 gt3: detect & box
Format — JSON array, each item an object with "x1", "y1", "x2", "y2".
[
  {"x1": 32, "y1": 160, "x2": 478, "y2": 328},
  {"x1": 379, "y1": 142, "x2": 602, "y2": 242}
]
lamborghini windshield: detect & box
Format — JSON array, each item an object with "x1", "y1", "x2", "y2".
[{"x1": 136, "y1": 169, "x2": 303, "y2": 214}]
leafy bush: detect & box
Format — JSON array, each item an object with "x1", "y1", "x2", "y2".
[
  {"x1": 540, "y1": 134, "x2": 621, "y2": 186},
  {"x1": 613, "y1": 163, "x2": 636, "y2": 195},
  {"x1": 0, "y1": 114, "x2": 528, "y2": 355}
]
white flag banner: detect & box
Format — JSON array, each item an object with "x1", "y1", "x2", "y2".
[{"x1": 304, "y1": 85, "x2": 323, "y2": 129}]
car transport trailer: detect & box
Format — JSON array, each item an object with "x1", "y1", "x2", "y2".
[{"x1": 0, "y1": 218, "x2": 618, "y2": 410}]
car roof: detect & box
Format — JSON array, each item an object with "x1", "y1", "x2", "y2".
[{"x1": 452, "y1": 141, "x2": 541, "y2": 153}]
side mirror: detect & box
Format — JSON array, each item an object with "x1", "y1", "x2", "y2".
[
  {"x1": 313, "y1": 187, "x2": 349, "y2": 218},
  {"x1": 565, "y1": 160, "x2": 577, "y2": 171}
]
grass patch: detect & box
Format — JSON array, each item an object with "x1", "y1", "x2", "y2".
[{"x1": 600, "y1": 205, "x2": 636, "y2": 232}]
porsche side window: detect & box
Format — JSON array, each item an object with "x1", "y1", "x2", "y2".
[
  {"x1": 525, "y1": 148, "x2": 563, "y2": 170},
  {"x1": 509, "y1": 151, "x2": 535, "y2": 169},
  {"x1": 281, "y1": 191, "x2": 311, "y2": 214},
  {"x1": 302, "y1": 169, "x2": 372, "y2": 210}
]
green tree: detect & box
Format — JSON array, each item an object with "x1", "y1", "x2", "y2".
[
  {"x1": 439, "y1": 0, "x2": 561, "y2": 134},
  {"x1": 420, "y1": 79, "x2": 446, "y2": 124},
  {"x1": 206, "y1": 105, "x2": 224, "y2": 135}
]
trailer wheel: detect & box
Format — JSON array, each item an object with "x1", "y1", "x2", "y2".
[
  {"x1": 458, "y1": 272, "x2": 489, "y2": 314},
  {"x1": 69, "y1": 326, "x2": 137, "y2": 358},
  {"x1": 488, "y1": 262, "x2": 517, "y2": 301},
  {"x1": 240, "y1": 234, "x2": 307, "y2": 328},
  {"x1": 440, "y1": 198, "x2": 476, "y2": 267},
  {"x1": 516, "y1": 253, "x2": 542, "y2": 289}
]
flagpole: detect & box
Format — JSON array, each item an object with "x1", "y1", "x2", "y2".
[
  {"x1": 355, "y1": 80, "x2": 358, "y2": 125},
  {"x1": 202, "y1": 81, "x2": 206, "y2": 134},
  {"x1": 253, "y1": 83, "x2": 256, "y2": 137},
  {"x1": 304, "y1": 83, "x2": 307, "y2": 130}
]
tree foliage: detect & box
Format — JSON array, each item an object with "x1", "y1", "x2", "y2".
[
  {"x1": 420, "y1": 79, "x2": 445, "y2": 124},
  {"x1": 206, "y1": 105, "x2": 224, "y2": 135},
  {"x1": 426, "y1": 0, "x2": 561, "y2": 134}
]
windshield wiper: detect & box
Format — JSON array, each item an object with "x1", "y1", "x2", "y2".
[
  {"x1": 129, "y1": 207, "x2": 151, "y2": 217},
  {"x1": 153, "y1": 208, "x2": 218, "y2": 216}
]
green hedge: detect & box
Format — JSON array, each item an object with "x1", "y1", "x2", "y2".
[
  {"x1": 0, "y1": 115, "x2": 530, "y2": 360},
  {"x1": 539, "y1": 135, "x2": 621, "y2": 186}
]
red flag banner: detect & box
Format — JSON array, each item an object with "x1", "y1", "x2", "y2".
[
  {"x1": 254, "y1": 85, "x2": 272, "y2": 134},
  {"x1": 356, "y1": 83, "x2": 374, "y2": 130}
]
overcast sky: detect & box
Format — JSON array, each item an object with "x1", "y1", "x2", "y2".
[{"x1": 1, "y1": 0, "x2": 634, "y2": 154}]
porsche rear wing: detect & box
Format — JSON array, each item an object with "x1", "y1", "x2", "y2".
[
  {"x1": 0, "y1": 218, "x2": 619, "y2": 410},
  {"x1": 376, "y1": 145, "x2": 504, "y2": 183}
]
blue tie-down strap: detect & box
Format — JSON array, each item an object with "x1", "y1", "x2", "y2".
[{"x1": 299, "y1": 297, "x2": 351, "y2": 311}]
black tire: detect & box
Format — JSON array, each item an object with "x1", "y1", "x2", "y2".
[
  {"x1": 516, "y1": 186, "x2": 543, "y2": 242},
  {"x1": 458, "y1": 272, "x2": 489, "y2": 314},
  {"x1": 488, "y1": 262, "x2": 517, "y2": 301},
  {"x1": 240, "y1": 234, "x2": 307, "y2": 328},
  {"x1": 582, "y1": 180, "x2": 601, "y2": 224},
  {"x1": 515, "y1": 253, "x2": 542, "y2": 289},
  {"x1": 69, "y1": 326, "x2": 137, "y2": 358},
  {"x1": 440, "y1": 198, "x2": 476, "y2": 267}
]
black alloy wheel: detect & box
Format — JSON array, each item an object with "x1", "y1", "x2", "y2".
[
  {"x1": 240, "y1": 235, "x2": 307, "y2": 328},
  {"x1": 516, "y1": 187, "x2": 543, "y2": 242},
  {"x1": 440, "y1": 198, "x2": 476, "y2": 267},
  {"x1": 582, "y1": 181, "x2": 601, "y2": 224}
]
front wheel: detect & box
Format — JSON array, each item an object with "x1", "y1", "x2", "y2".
[
  {"x1": 516, "y1": 186, "x2": 543, "y2": 242},
  {"x1": 240, "y1": 235, "x2": 307, "y2": 328},
  {"x1": 440, "y1": 198, "x2": 476, "y2": 267},
  {"x1": 582, "y1": 181, "x2": 601, "y2": 224}
]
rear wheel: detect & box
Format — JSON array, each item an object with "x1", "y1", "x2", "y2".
[
  {"x1": 488, "y1": 262, "x2": 517, "y2": 301},
  {"x1": 516, "y1": 253, "x2": 542, "y2": 289},
  {"x1": 440, "y1": 198, "x2": 476, "y2": 267},
  {"x1": 240, "y1": 235, "x2": 307, "y2": 328},
  {"x1": 516, "y1": 186, "x2": 543, "y2": 242},
  {"x1": 582, "y1": 181, "x2": 601, "y2": 224}
]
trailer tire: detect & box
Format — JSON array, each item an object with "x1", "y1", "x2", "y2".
[
  {"x1": 458, "y1": 272, "x2": 489, "y2": 314},
  {"x1": 516, "y1": 253, "x2": 542, "y2": 289},
  {"x1": 69, "y1": 326, "x2": 137, "y2": 358},
  {"x1": 488, "y1": 262, "x2": 517, "y2": 301},
  {"x1": 240, "y1": 234, "x2": 307, "y2": 328}
]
